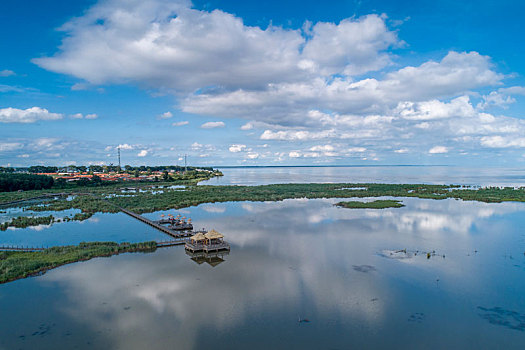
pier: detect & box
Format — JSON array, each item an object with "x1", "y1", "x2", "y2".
[{"x1": 117, "y1": 208, "x2": 194, "y2": 239}]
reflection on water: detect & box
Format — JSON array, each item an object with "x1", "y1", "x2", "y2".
[
  {"x1": 201, "y1": 166, "x2": 525, "y2": 186},
  {"x1": 1, "y1": 198, "x2": 525, "y2": 349},
  {"x1": 0, "y1": 208, "x2": 169, "y2": 246},
  {"x1": 186, "y1": 250, "x2": 229, "y2": 267}
]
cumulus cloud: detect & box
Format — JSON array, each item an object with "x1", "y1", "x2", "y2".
[
  {"x1": 159, "y1": 111, "x2": 173, "y2": 119},
  {"x1": 429, "y1": 146, "x2": 449, "y2": 154},
  {"x1": 137, "y1": 150, "x2": 148, "y2": 157},
  {"x1": 480, "y1": 136, "x2": 525, "y2": 148},
  {"x1": 182, "y1": 51, "x2": 503, "y2": 124},
  {"x1": 118, "y1": 143, "x2": 134, "y2": 150},
  {"x1": 70, "y1": 113, "x2": 98, "y2": 119},
  {"x1": 201, "y1": 121, "x2": 225, "y2": 129},
  {"x1": 27, "y1": 0, "x2": 525, "y2": 162},
  {"x1": 395, "y1": 96, "x2": 476, "y2": 120},
  {"x1": 172, "y1": 121, "x2": 189, "y2": 126},
  {"x1": 33, "y1": 1, "x2": 399, "y2": 92},
  {"x1": 0, "y1": 70, "x2": 15, "y2": 77},
  {"x1": 229, "y1": 144, "x2": 246, "y2": 153},
  {"x1": 0, "y1": 107, "x2": 63, "y2": 123},
  {"x1": 0, "y1": 142, "x2": 22, "y2": 152}
]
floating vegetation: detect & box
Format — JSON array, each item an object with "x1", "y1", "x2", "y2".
[
  {"x1": 62, "y1": 212, "x2": 94, "y2": 222},
  {"x1": 379, "y1": 249, "x2": 413, "y2": 260},
  {"x1": 408, "y1": 313, "x2": 425, "y2": 323},
  {"x1": 0, "y1": 241, "x2": 158, "y2": 284},
  {"x1": 379, "y1": 249, "x2": 444, "y2": 261},
  {"x1": 353, "y1": 265, "x2": 377, "y2": 273},
  {"x1": 0, "y1": 215, "x2": 54, "y2": 231},
  {"x1": 478, "y1": 306, "x2": 525, "y2": 332},
  {"x1": 336, "y1": 200, "x2": 404, "y2": 209}
]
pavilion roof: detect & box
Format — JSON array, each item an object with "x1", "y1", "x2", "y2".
[
  {"x1": 204, "y1": 229, "x2": 224, "y2": 240},
  {"x1": 190, "y1": 232, "x2": 206, "y2": 242}
]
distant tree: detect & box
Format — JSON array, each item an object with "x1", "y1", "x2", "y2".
[
  {"x1": 76, "y1": 178, "x2": 91, "y2": 187},
  {"x1": 89, "y1": 165, "x2": 103, "y2": 173},
  {"x1": 54, "y1": 178, "x2": 66, "y2": 188},
  {"x1": 0, "y1": 173, "x2": 54, "y2": 192},
  {"x1": 92, "y1": 175, "x2": 102, "y2": 185}
]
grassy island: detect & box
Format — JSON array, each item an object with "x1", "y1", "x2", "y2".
[
  {"x1": 0, "y1": 241, "x2": 157, "y2": 284},
  {"x1": 0, "y1": 215, "x2": 55, "y2": 231},
  {"x1": 2, "y1": 183, "x2": 525, "y2": 217},
  {"x1": 335, "y1": 200, "x2": 405, "y2": 209}
]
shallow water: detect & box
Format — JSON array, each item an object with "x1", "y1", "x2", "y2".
[
  {"x1": 201, "y1": 166, "x2": 525, "y2": 187},
  {"x1": 1, "y1": 197, "x2": 525, "y2": 349},
  {"x1": 0, "y1": 206, "x2": 168, "y2": 246}
]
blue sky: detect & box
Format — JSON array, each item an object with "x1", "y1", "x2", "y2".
[{"x1": 1, "y1": 0, "x2": 525, "y2": 167}]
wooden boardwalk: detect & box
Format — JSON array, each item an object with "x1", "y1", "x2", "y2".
[
  {"x1": 0, "y1": 240, "x2": 189, "y2": 251},
  {"x1": 118, "y1": 207, "x2": 193, "y2": 239},
  {"x1": 0, "y1": 196, "x2": 196, "y2": 252}
]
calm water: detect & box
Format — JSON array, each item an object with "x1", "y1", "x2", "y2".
[
  {"x1": 202, "y1": 166, "x2": 525, "y2": 187},
  {"x1": 1, "y1": 169, "x2": 525, "y2": 349},
  {"x1": 0, "y1": 207, "x2": 169, "y2": 247}
]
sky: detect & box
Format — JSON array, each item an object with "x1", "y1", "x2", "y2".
[{"x1": 1, "y1": 0, "x2": 525, "y2": 167}]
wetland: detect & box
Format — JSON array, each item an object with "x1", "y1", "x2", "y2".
[{"x1": 1, "y1": 166, "x2": 525, "y2": 349}]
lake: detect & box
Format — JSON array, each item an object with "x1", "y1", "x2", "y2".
[
  {"x1": 1, "y1": 167, "x2": 525, "y2": 349},
  {"x1": 202, "y1": 166, "x2": 525, "y2": 187}
]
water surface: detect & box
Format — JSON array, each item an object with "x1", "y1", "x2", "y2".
[
  {"x1": 202, "y1": 166, "x2": 525, "y2": 187},
  {"x1": 1, "y1": 197, "x2": 525, "y2": 349}
]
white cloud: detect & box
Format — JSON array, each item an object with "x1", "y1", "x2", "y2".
[
  {"x1": 0, "y1": 142, "x2": 22, "y2": 152},
  {"x1": 70, "y1": 112, "x2": 98, "y2": 119},
  {"x1": 240, "y1": 122, "x2": 254, "y2": 130},
  {"x1": 137, "y1": 150, "x2": 148, "y2": 157},
  {"x1": 160, "y1": 111, "x2": 173, "y2": 119},
  {"x1": 429, "y1": 146, "x2": 449, "y2": 154},
  {"x1": 480, "y1": 136, "x2": 525, "y2": 148},
  {"x1": 246, "y1": 152, "x2": 259, "y2": 159},
  {"x1": 229, "y1": 144, "x2": 247, "y2": 153},
  {"x1": 33, "y1": 1, "x2": 399, "y2": 92},
  {"x1": 26, "y1": 0, "x2": 525, "y2": 162},
  {"x1": 0, "y1": 70, "x2": 15, "y2": 77},
  {"x1": 301, "y1": 14, "x2": 399, "y2": 76},
  {"x1": 172, "y1": 121, "x2": 189, "y2": 126},
  {"x1": 201, "y1": 121, "x2": 225, "y2": 129},
  {"x1": 118, "y1": 144, "x2": 134, "y2": 150},
  {"x1": 261, "y1": 129, "x2": 336, "y2": 141},
  {"x1": 182, "y1": 51, "x2": 503, "y2": 124},
  {"x1": 348, "y1": 147, "x2": 367, "y2": 153},
  {"x1": 309, "y1": 145, "x2": 334, "y2": 152},
  {"x1": 0, "y1": 107, "x2": 63, "y2": 123},
  {"x1": 395, "y1": 96, "x2": 476, "y2": 120}
]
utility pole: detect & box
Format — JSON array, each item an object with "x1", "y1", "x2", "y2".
[
  {"x1": 184, "y1": 154, "x2": 187, "y2": 173},
  {"x1": 117, "y1": 146, "x2": 121, "y2": 171}
]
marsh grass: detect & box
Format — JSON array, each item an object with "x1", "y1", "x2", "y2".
[{"x1": 0, "y1": 241, "x2": 157, "y2": 283}]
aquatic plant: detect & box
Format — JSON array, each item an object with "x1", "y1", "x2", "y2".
[
  {"x1": 0, "y1": 215, "x2": 55, "y2": 231},
  {"x1": 335, "y1": 200, "x2": 405, "y2": 209},
  {"x1": 0, "y1": 241, "x2": 158, "y2": 284}
]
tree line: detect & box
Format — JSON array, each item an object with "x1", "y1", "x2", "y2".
[{"x1": 0, "y1": 173, "x2": 54, "y2": 192}]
